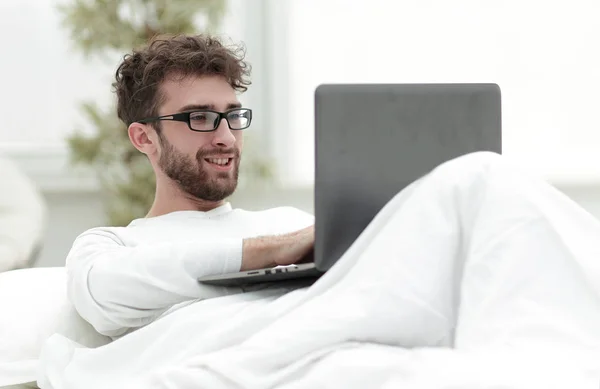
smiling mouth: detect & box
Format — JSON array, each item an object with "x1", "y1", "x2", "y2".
[{"x1": 204, "y1": 158, "x2": 233, "y2": 167}]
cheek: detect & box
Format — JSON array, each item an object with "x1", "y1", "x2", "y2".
[
  {"x1": 235, "y1": 133, "x2": 244, "y2": 149},
  {"x1": 168, "y1": 132, "x2": 211, "y2": 156}
]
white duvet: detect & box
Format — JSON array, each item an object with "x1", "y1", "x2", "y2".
[{"x1": 36, "y1": 153, "x2": 600, "y2": 388}]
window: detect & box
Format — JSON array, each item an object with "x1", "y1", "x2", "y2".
[
  {"x1": 265, "y1": 0, "x2": 600, "y2": 186},
  {"x1": 0, "y1": 1, "x2": 117, "y2": 150}
]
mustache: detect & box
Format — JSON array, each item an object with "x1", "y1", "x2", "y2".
[{"x1": 196, "y1": 148, "x2": 240, "y2": 160}]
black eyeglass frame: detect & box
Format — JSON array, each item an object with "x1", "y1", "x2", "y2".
[{"x1": 137, "y1": 108, "x2": 253, "y2": 132}]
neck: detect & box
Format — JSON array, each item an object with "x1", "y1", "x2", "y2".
[{"x1": 146, "y1": 179, "x2": 226, "y2": 218}]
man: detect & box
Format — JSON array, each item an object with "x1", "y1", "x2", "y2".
[
  {"x1": 39, "y1": 34, "x2": 600, "y2": 388},
  {"x1": 65, "y1": 34, "x2": 316, "y2": 338}
]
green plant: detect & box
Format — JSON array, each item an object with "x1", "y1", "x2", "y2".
[{"x1": 59, "y1": 0, "x2": 273, "y2": 226}]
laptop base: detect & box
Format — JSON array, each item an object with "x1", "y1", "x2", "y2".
[{"x1": 198, "y1": 263, "x2": 322, "y2": 287}]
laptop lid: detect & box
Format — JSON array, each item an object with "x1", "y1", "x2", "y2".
[{"x1": 314, "y1": 83, "x2": 502, "y2": 271}]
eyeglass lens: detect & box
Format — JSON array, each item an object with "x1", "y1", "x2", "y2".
[{"x1": 189, "y1": 109, "x2": 251, "y2": 131}]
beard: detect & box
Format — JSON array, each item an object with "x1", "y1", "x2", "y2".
[{"x1": 158, "y1": 137, "x2": 240, "y2": 202}]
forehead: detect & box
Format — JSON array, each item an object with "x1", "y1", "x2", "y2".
[{"x1": 158, "y1": 74, "x2": 239, "y2": 113}]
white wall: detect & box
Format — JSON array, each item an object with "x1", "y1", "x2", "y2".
[
  {"x1": 563, "y1": 186, "x2": 600, "y2": 219},
  {"x1": 35, "y1": 191, "x2": 105, "y2": 267}
]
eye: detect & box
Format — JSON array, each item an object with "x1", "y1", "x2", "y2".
[
  {"x1": 228, "y1": 110, "x2": 249, "y2": 120},
  {"x1": 190, "y1": 112, "x2": 208, "y2": 122}
]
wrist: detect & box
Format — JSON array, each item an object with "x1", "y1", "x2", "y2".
[{"x1": 240, "y1": 236, "x2": 279, "y2": 271}]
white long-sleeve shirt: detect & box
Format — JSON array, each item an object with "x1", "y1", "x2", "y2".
[{"x1": 66, "y1": 203, "x2": 314, "y2": 338}]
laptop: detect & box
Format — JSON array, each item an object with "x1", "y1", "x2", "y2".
[{"x1": 198, "y1": 83, "x2": 502, "y2": 286}]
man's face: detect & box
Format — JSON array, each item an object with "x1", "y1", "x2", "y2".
[{"x1": 154, "y1": 75, "x2": 244, "y2": 201}]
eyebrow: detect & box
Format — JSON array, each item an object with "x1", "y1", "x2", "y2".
[{"x1": 177, "y1": 102, "x2": 242, "y2": 112}]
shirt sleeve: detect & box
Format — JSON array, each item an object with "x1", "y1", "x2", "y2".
[{"x1": 66, "y1": 228, "x2": 243, "y2": 337}]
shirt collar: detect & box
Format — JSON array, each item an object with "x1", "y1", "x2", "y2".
[{"x1": 129, "y1": 202, "x2": 233, "y2": 226}]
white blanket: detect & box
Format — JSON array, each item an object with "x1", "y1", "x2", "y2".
[{"x1": 37, "y1": 153, "x2": 600, "y2": 388}]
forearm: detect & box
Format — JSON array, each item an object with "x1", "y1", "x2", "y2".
[
  {"x1": 68, "y1": 232, "x2": 242, "y2": 337},
  {"x1": 68, "y1": 225, "x2": 313, "y2": 337},
  {"x1": 240, "y1": 236, "x2": 283, "y2": 271}
]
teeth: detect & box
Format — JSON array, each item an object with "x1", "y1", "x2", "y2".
[{"x1": 208, "y1": 158, "x2": 228, "y2": 165}]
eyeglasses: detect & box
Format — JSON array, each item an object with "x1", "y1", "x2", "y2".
[{"x1": 137, "y1": 108, "x2": 252, "y2": 132}]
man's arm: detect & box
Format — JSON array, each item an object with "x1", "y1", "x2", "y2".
[{"x1": 67, "y1": 226, "x2": 314, "y2": 338}]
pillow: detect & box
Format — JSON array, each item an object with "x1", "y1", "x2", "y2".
[
  {"x1": 0, "y1": 267, "x2": 111, "y2": 387},
  {"x1": 0, "y1": 155, "x2": 47, "y2": 272}
]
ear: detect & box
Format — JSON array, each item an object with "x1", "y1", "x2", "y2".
[{"x1": 128, "y1": 122, "x2": 159, "y2": 156}]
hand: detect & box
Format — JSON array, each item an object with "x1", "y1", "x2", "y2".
[
  {"x1": 274, "y1": 225, "x2": 315, "y2": 266},
  {"x1": 241, "y1": 225, "x2": 315, "y2": 271}
]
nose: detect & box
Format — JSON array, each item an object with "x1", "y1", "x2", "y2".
[{"x1": 211, "y1": 117, "x2": 236, "y2": 148}]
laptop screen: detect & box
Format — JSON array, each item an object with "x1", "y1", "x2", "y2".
[{"x1": 314, "y1": 83, "x2": 502, "y2": 270}]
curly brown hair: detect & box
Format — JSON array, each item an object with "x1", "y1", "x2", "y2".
[{"x1": 113, "y1": 34, "x2": 251, "y2": 127}]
